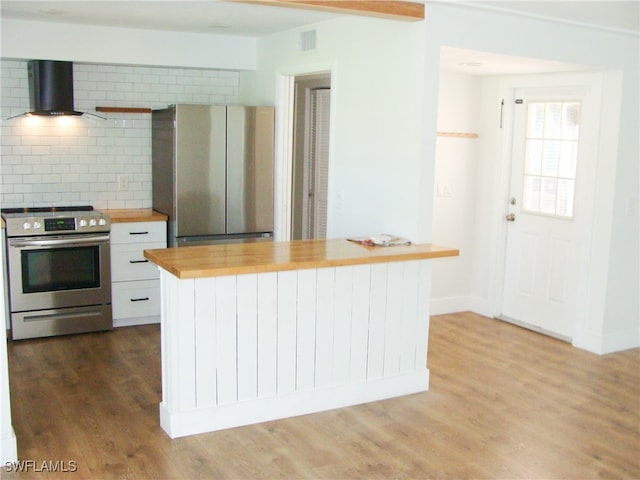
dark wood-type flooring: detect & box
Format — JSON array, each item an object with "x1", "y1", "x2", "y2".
[{"x1": 5, "y1": 312, "x2": 639, "y2": 479}]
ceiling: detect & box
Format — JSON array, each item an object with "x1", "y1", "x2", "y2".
[
  {"x1": 0, "y1": 1, "x2": 342, "y2": 36},
  {"x1": 439, "y1": 46, "x2": 594, "y2": 75},
  {"x1": 467, "y1": 1, "x2": 639, "y2": 34},
  {"x1": 1, "y1": 1, "x2": 637, "y2": 75},
  {"x1": 1, "y1": 1, "x2": 638, "y2": 36}
]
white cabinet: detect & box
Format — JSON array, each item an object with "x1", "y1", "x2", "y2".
[{"x1": 110, "y1": 221, "x2": 166, "y2": 327}]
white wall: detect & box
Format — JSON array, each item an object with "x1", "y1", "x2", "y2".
[
  {"x1": 242, "y1": 17, "x2": 429, "y2": 241},
  {"x1": 430, "y1": 72, "x2": 481, "y2": 314},
  {"x1": 425, "y1": 3, "x2": 639, "y2": 353}
]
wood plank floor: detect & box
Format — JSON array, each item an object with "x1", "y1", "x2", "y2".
[{"x1": 5, "y1": 312, "x2": 639, "y2": 479}]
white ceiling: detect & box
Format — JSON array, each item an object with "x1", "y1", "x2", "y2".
[
  {"x1": 1, "y1": 1, "x2": 638, "y2": 75},
  {"x1": 467, "y1": 1, "x2": 639, "y2": 34},
  {"x1": 0, "y1": 1, "x2": 341, "y2": 36},
  {"x1": 2, "y1": 1, "x2": 638, "y2": 36},
  {"x1": 439, "y1": 46, "x2": 594, "y2": 75}
]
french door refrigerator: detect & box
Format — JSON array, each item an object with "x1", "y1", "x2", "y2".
[{"x1": 152, "y1": 104, "x2": 274, "y2": 247}]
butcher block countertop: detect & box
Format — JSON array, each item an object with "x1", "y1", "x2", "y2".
[
  {"x1": 99, "y1": 208, "x2": 167, "y2": 223},
  {"x1": 143, "y1": 239, "x2": 459, "y2": 279}
]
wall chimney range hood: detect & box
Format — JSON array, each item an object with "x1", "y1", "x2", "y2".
[{"x1": 28, "y1": 60, "x2": 83, "y2": 116}]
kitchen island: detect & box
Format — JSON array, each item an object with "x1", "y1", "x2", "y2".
[{"x1": 144, "y1": 239, "x2": 458, "y2": 439}]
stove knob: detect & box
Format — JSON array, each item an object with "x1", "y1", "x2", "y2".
[
  {"x1": 33, "y1": 221, "x2": 41, "y2": 229},
  {"x1": 98, "y1": 218, "x2": 107, "y2": 226},
  {"x1": 89, "y1": 219, "x2": 97, "y2": 227},
  {"x1": 79, "y1": 219, "x2": 88, "y2": 228},
  {"x1": 22, "y1": 221, "x2": 31, "y2": 230}
]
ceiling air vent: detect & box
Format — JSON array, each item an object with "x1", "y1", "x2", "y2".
[{"x1": 300, "y1": 30, "x2": 317, "y2": 52}]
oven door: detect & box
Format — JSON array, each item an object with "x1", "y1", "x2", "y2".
[{"x1": 7, "y1": 233, "x2": 111, "y2": 313}]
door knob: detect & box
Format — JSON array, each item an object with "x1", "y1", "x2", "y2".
[{"x1": 506, "y1": 213, "x2": 516, "y2": 222}]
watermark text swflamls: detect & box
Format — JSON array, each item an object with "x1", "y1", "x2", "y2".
[{"x1": 4, "y1": 460, "x2": 78, "y2": 473}]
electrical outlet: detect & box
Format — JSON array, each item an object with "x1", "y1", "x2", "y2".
[{"x1": 118, "y1": 174, "x2": 129, "y2": 191}]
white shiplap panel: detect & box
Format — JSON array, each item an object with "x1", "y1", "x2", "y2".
[
  {"x1": 194, "y1": 277, "x2": 217, "y2": 408},
  {"x1": 158, "y1": 258, "x2": 435, "y2": 439},
  {"x1": 416, "y1": 260, "x2": 432, "y2": 369},
  {"x1": 216, "y1": 276, "x2": 238, "y2": 405},
  {"x1": 296, "y1": 269, "x2": 317, "y2": 391},
  {"x1": 315, "y1": 268, "x2": 335, "y2": 387},
  {"x1": 350, "y1": 264, "x2": 371, "y2": 382},
  {"x1": 162, "y1": 274, "x2": 198, "y2": 411},
  {"x1": 367, "y1": 263, "x2": 387, "y2": 380},
  {"x1": 176, "y1": 276, "x2": 197, "y2": 411},
  {"x1": 333, "y1": 266, "x2": 353, "y2": 385},
  {"x1": 277, "y1": 270, "x2": 298, "y2": 394},
  {"x1": 257, "y1": 272, "x2": 278, "y2": 397},
  {"x1": 160, "y1": 272, "x2": 179, "y2": 408},
  {"x1": 383, "y1": 262, "x2": 404, "y2": 376},
  {"x1": 237, "y1": 274, "x2": 258, "y2": 401},
  {"x1": 399, "y1": 261, "x2": 419, "y2": 373}
]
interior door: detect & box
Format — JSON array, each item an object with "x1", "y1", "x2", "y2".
[
  {"x1": 291, "y1": 73, "x2": 331, "y2": 240},
  {"x1": 303, "y1": 87, "x2": 331, "y2": 239},
  {"x1": 500, "y1": 86, "x2": 600, "y2": 340}
]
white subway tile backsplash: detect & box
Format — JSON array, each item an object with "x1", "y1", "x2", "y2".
[{"x1": 1, "y1": 60, "x2": 240, "y2": 209}]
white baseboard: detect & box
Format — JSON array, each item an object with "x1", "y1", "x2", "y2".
[
  {"x1": 430, "y1": 296, "x2": 470, "y2": 315},
  {"x1": 467, "y1": 296, "x2": 497, "y2": 319},
  {"x1": 573, "y1": 326, "x2": 639, "y2": 355},
  {"x1": 430, "y1": 295, "x2": 497, "y2": 318},
  {"x1": 1, "y1": 427, "x2": 17, "y2": 464},
  {"x1": 602, "y1": 326, "x2": 640, "y2": 354},
  {"x1": 113, "y1": 315, "x2": 160, "y2": 328},
  {"x1": 160, "y1": 369, "x2": 429, "y2": 439}
]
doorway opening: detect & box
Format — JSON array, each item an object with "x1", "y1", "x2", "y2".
[
  {"x1": 290, "y1": 73, "x2": 331, "y2": 240},
  {"x1": 431, "y1": 46, "x2": 616, "y2": 347}
]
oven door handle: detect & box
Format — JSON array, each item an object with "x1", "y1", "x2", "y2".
[{"x1": 9, "y1": 234, "x2": 110, "y2": 248}]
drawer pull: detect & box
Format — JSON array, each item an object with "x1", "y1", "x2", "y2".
[
  {"x1": 129, "y1": 259, "x2": 149, "y2": 264},
  {"x1": 130, "y1": 297, "x2": 150, "y2": 302},
  {"x1": 129, "y1": 231, "x2": 149, "y2": 235}
]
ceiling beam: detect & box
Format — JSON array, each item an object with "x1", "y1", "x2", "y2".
[{"x1": 228, "y1": 0, "x2": 425, "y2": 22}]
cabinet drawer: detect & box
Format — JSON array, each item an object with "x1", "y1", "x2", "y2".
[
  {"x1": 111, "y1": 242, "x2": 165, "y2": 281},
  {"x1": 112, "y1": 280, "x2": 160, "y2": 320},
  {"x1": 111, "y1": 222, "x2": 166, "y2": 244}
]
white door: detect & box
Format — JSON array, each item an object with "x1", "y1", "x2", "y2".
[
  {"x1": 302, "y1": 87, "x2": 330, "y2": 239},
  {"x1": 501, "y1": 85, "x2": 601, "y2": 340}
]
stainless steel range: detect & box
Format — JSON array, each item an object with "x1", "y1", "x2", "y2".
[{"x1": 2, "y1": 206, "x2": 112, "y2": 340}]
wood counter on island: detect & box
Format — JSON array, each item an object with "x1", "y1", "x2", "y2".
[{"x1": 144, "y1": 239, "x2": 458, "y2": 439}]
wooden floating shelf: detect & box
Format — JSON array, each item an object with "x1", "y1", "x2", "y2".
[
  {"x1": 96, "y1": 107, "x2": 152, "y2": 114},
  {"x1": 437, "y1": 131, "x2": 479, "y2": 139}
]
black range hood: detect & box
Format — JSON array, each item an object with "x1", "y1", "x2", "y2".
[{"x1": 28, "y1": 60, "x2": 83, "y2": 116}]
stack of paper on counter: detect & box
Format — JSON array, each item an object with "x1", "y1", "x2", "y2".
[{"x1": 347, "y1": 234, "x2": 411, "y2": 247}]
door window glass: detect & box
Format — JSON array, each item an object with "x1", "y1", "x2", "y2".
[{"x1": 523, "y1": 101, "x2": 580, "y2": 219}]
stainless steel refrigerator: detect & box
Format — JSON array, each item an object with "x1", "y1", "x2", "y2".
[{"x1": 152, "y1": 104, "x2": 274, "y2": 247}]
